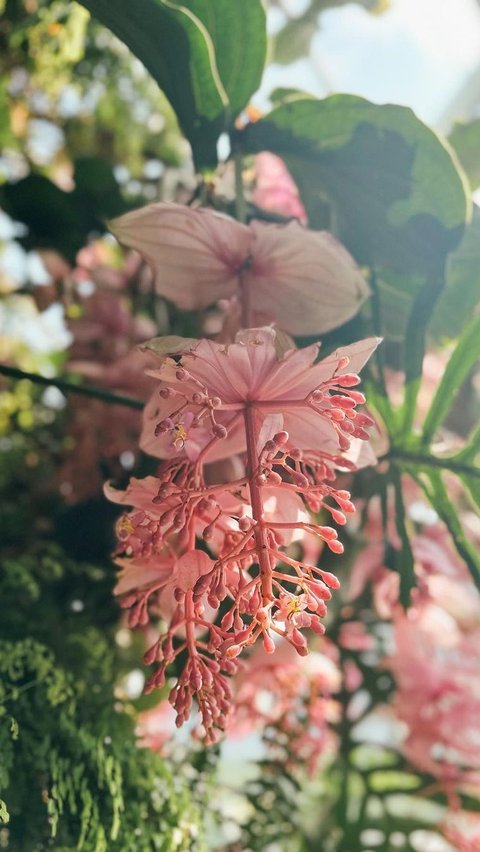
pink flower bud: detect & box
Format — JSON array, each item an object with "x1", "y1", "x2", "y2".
[
  {"x1": 263, "y1": 633, "x2": 276, "y2": 654},
  {"x1": 337, "y1": 373, "x2": 360, "y2": 387},
  {"x1": 331, "y1": 509, "x2": 347, "y2": 525},
  {"x1": 212, "y1": 423, "x2": 227, "y2": 439},
  {"x1": 318, "y1": 570, "x2": 341, "y2": 588}
]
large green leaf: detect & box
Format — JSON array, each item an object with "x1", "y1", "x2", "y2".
[
  {"x1": 240, "y1": 95, "x2": 469, "y2": 272},
  {"x1": 431, "y1": 205, "x2": 480, "y2": 340},
  {"x1": 78, "y1": 0, "x2": 266, "y2": 169},
  {"x1": 449, "y1": 117, "x2": 480, "y2": 190},
  {"x1": 0, "y1": 164, "x2": 130, "y2": 262}
]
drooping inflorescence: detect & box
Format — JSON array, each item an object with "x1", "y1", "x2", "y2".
[{"x1": 107, "y1": 324, "x2": 379, "y2": 741}]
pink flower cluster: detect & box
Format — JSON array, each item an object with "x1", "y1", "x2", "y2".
[
  {"x1": 349, "y1": 493, "x2": 480, "y2": 790},
  {"x1": 107, "y1": 200, "x2": 378, "y2": 741}
]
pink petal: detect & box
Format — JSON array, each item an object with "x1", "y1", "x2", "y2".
[
  {"x1": 248, "y1": 221, "x2": 370, "y2": 335},
  {"x1": 256, "y1": 411, "x2": 284, "y2": 453},
  {"x1": 184, "y1": 329, "x2": 280, "y2": 403},
  {"x1": 114, "y1": 555, "x2": 174, "y2": 595},
  {"x1": 342, "y1": 437, "x2": 378, "y2": 470},
  {"x1": 109, "y1": 203, "x2": 251, "y2": 310},
  {"x1": 283, "y1": 408, "x2": 340, "y2": 454},
  {"x1": 256, "y1": 340, "x2": 320, "y2": 400},
  {"x1": 104, "y1": 476, "x2": 159, "y2": 511},
  {"x1": 173, "y1": 550, "x2": 214, "y2": 592},
  {"x1": 306, "y1": 336, "x2": 382, "y2": 390}
]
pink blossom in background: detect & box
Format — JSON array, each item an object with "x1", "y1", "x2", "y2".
[
  {"x1": 136, "y1": 700, "x2": 177, "y2": 754},
  {"x1": 253, "y1": 152, "x2": 307, "y2": 223},
  {"x1": 109, "y1": 202, "x2": 369, "y2": 335},
  {"x1": 229, "y1": 640, "x2": 340, "y2": 775},
  {"x1": 389, "y1": 601, "x2": 480, "y2": 787},
  {"x1": 442, "y1": 812, "x2": 480, "y2": 851},
  {"x1": 58, "y1": 288, "x2": 157, "y2": 504}
]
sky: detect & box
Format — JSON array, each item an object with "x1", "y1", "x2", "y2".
[{"x1": 259, "y1": 0, "x2": 480, "y2": 130}]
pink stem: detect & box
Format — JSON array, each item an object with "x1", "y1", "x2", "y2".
[
  {"x1": 239, "y1": 269, "x2": 252, "y2": 329},
  {"x1": 244, "y1": 404, "x2": 273, "y2": 605}
]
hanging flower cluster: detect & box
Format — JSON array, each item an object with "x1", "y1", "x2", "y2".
[{"x1": 107, "y1": 201, "x2": 379, "y2": 741}]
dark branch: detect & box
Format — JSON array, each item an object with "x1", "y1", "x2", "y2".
[{"x1": 0, "y1": 364, "x2": 144, "y2": 410}]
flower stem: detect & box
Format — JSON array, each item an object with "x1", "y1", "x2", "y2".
[
  {"x1": 233, "y1": 146, "x2": 246, "y2": 225},
  {"x1": 244, "y1": 404, "x2": 273, "y2": 604},
  {"x1": 239, "y1": 268, "x2": 252, "y2": 329}
]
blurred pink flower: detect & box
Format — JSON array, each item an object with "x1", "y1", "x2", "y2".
[
  {"x1": 58, "y1": 287, "x2": 157, "y2": 504},
  {"x1": 442, "y1": 811, "x2": 480, "y2": 851},
  {"x1": 253, "y1": 152, "x2": 307, "y2": 223},
  {"x1": 389, "y1": 601, "x2": 480, "y2": 786},
  {"x1": 136, "y1": 700, "x2": 177, "y2": 754},
  {"x1": 109, "y1": 202, "x2": 369, "y2": 335},
  {"x1": 230, "y1": 639, "x2": 340, "y2": 775}
]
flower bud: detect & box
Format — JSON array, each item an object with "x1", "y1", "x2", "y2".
[{"x1": 212, "y1": 423, "x2": 227, "y2": 439}]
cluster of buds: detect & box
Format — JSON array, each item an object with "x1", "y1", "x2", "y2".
[{"x1": 107, "y1": 326, "x2": 379, "y2": 740}]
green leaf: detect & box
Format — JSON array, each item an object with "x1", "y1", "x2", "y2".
[
  {"x1": 419, "y1": 469, "x2": 480, "y2": 589},
  {"x1": 399, "y1": 266, "x2": 446, "y2": 437},
  {"x1": 449, "y1": 117, "x2": 480, "y2": 189},
  {"x1": 392, "y1": 467, "x2": 416, "y2": 606},
  {"x1": 458, "y1": 471, "x2": 480, "y2": 513},
  {"x1": 375, "y1": 268, "x2": 426, "y2": 342},
  {"x1": 0, "y1": 175, "x2": 94, "y2": 262},
  {"x1": 78, "y1": 0, "x2": 266, "y2": 169},
  {"x1": 73, "y1": 156, "x2": 129, "y2": 220},
  {"x1": 421, "y1": 312, "x2": 480, "y2": 446},
  {"x1": 240, "y1": 95, "x2": 469, "y2": 272},
  {"x1": 454, "y1": 420, "x2": 480, "y2": 463},
  {"x1": 431, "y1": 205, "x2": 480, "y2": 341}
]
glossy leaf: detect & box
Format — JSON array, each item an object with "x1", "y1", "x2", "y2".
[
  {"x1": 0, "y1": 166, "x2": 129, "y2": 262},
  {"x1": 431, "y1": 206, "x2": 480, "y2": 340},
  {"x1": 78, "y1": 0, "x2": 266, "y2": 169},
  {"x1": 0, "y1": 175, "x2": 97, "y2": 263},
  {"x1": 419, "y1": 470, "x2": 480, "y2": 589},
  {"x1": 421, "y1": 313, "x2": 480, "y2": 446},
  {"x1": 399, "y1": 267, "x2": 446, "y2": 436},
  {"x1": 241, "y1": 95, "x2": 469, "y2": 273},
  {"x1": 449, "y1": 117, "x2": 480, "y2": 190}
]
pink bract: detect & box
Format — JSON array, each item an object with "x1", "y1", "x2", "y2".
[
  {"x1": 109, "y1": 202, "x2": 369, "y2": 335},
  {"x1": 253, "y1": 152, "x2": 307, "y2": 223},
  {"x1": 141, "y1": 327, "x2": 380, "y2": 463}
]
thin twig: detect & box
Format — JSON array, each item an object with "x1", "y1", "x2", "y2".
[{"x1": 0, "y1": 364, "x2": 144, "y2": 410}]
